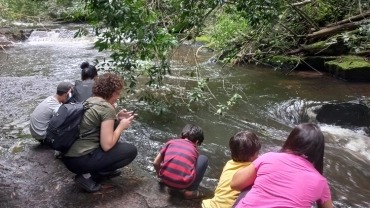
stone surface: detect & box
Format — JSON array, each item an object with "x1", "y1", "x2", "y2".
[{"x1": 0, "y1": 139, "x2": 210, "y2": 208}]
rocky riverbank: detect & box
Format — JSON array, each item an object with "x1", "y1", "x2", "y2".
[
  {"x1": 266, "y1": 55, "x2": 370, "y2": 82},
  {"x1": 0, "y1": 137, "x2": 209, "y2": 208}
]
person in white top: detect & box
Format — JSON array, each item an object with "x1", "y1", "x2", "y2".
[{"x1": 29, "y1": 82, "x2": 72, "y2": 142}]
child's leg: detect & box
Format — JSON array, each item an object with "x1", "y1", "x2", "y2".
[
  {"x1": 187, "y1": 155, "x2": 208, "y2": 191},
  {"x1": 232, "y1": 185, "x2": 252, "y2": 208}
]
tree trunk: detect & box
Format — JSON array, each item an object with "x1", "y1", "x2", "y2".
[{"x1": 307, "y1": 20, "x2": 367, "y2": 39}]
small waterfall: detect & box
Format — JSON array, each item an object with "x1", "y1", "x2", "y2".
[{"x1": 27, "y1": 29, "x2": 95, "y2": 42}]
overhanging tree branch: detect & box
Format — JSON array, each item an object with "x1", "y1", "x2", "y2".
[
  {"x1": 326, "y1": 10, "x2": 370, "y2": 27},
  {"x1": 290, "y1": 5, "x2": 320, "y2": 31},
  {"x1": 291, "y1": 0, "x2": 315, "y2": 7}
]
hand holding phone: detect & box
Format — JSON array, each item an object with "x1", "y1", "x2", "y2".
[{"x1": 131, "y1": 108, "x2": 138, "y2": 116}]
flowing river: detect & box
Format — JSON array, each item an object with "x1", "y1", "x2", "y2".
[{"x1": 0, "y1": 29, "x2": 370, "y2": 207}]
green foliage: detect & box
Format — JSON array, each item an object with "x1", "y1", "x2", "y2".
[
  {"x1": 215, "y1": 93, "x2": 242, "y2": 115},
  {"x1": 0, "y1": 0, "x2": 88, "y2": 24},
  {"x1": 0, "y1": 0, "x2": 48, "y2": 22},
  {"x1": 303, "y1": 0, "x2": 347, "y2": 26},
  {"x1": 232, "y1": 0, "x2": 286, "y2": 27},
  {"x1": 84, "y1": 0, "x2": 179, "y2": 93},
  {"x1": 207, "y1": 11, "x2": 250, "y2": 50},
  {"x1": 46, "y1": 1, "x2": 88, "y2": 21}
]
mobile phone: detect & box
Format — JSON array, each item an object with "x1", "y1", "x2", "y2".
[{"x1": 131, "y1": 108, "x2": 138, "y2": 116}]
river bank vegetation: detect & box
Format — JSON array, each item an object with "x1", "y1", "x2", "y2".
[{"x1": 1, "y1": 0, "x2": 370, "y2": 115}]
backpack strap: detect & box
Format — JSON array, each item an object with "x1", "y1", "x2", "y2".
[{"x1": 79, "y1": 100, "x2": 104, "y2": 138}]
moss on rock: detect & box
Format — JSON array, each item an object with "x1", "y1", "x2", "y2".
[
  {"x1": 268, "y1": 55, "x2": 336, "y2": 71},
  {"x1": 270, "y1": 55, "x2": 300, "y2": 64},
  {"x1": 195, "y1": 35, "x2": 211, "y2": 43},
  {"x1": 325, "y1": 56, "x2": 370, "y2": 81},
  {"x1": 303, "y1": 40, "x2": 348, "y2": 55},
  {"x1": 268, "y1": 55, "x2": 300, "y2": 70},
  {"x1": 303, "y1": 41, "x2": 327, "y2": 51}
]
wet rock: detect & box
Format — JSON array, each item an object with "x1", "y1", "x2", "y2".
[
  {"x1": 0, "y1": 35, "x2": 13, "y2": 48},
  {"x1": 0, "y1": 139, "x2": 212, "y2": 208},
  {"x1": 316, "y1": 103, "x2": 370, "y2": 127}
]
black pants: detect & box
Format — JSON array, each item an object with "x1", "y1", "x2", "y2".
[
  {"x1": 62, "y1": 142, "x2": 137, "y2": 174},
  {"x1": 186, "y1": 155, "x2": 208, "y2": 190}
]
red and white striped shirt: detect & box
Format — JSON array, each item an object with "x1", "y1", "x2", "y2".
[{"x1": 159, "y1": 139, "x2": 199, "y2": 189}]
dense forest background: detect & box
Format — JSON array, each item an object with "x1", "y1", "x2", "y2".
[{"x1": 1, "y1": 0, "x2": 370, "y2": 113}]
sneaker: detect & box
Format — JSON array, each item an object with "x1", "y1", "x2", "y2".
[
  {"x1": 54, "y1": 150, "x2": 62, "y2": 159},
  {"x1": 74, "y1": 174, "x2": 101, "y2": 193},
  {"x1": 91, "y1": 169, "x2": 121, "y2": 181}
]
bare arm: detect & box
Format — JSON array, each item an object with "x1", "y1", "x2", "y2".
[
  {"x1": 317, "y1": 200, "x2": 333, "y2": 208},
  {"x1": 153, "y1": 153, "x2": 164, "y2": 177},
  {"x1": 230, "y1": 163, "x2": 257, "y2": 191},
  {"x1": 100, "y1": 116, "x2": 133, "y2": 151}
]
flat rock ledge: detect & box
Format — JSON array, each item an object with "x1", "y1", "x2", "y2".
[{"x1": 0, "y1": 139, "x2": 211, "y2": 208}]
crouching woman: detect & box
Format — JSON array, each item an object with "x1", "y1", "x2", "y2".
[{"x1": 62, "y1": 73, "x2": 138, "y2": 193}]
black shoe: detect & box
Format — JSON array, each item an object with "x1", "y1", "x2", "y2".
[
  {"x1": 91, "y1": 169, "x2": 121, "y2": 181},
  {"x1": 74, "y1": 174, "x2": 101, "y2": 193}
]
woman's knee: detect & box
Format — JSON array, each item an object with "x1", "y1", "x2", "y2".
[
  {"x1": 115, "y1": 142, "x2": 138, "y2": 159},
  {"x1": 62, "y1": 157, "x2": 85, "y2": 174}
]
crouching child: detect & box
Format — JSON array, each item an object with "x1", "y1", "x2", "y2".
[
  {"x1": 202, "y1": 131, "x2": 261, "y2": 208},
  {"x1": 153, "y1": 124, "x2": 208, "y2": 199}
]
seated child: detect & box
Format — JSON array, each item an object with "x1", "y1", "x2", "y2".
[
  {"x1": 202, "y1": 131, "x2": 261, "y2": 208},
  {"x1": 153, "y1": 124, "x2": 208, "y2": 199}
]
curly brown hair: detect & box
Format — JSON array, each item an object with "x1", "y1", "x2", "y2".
[{"x1": 92, "y1": 73, "x2": 124, "y2": 99}]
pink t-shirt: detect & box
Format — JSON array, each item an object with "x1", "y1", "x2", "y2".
[{"x1": 236, "y1": 152, "x2": 331, "y2": 208}]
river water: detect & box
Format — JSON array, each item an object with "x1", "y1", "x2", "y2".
[{"x1": 0, "y1": 29, "x2": 370, "y2": 207}]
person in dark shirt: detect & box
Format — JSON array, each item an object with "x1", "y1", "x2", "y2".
[{"x1": 69, "y1": 62, "x2": 98, "y2": 103}]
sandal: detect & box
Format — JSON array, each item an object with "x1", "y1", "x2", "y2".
[
  {"x1": 183, "y1": 189, "x2": 206, "y2": 200},
  {"x1": 167, "y1": 188, "x2": 185, "y2": 196}
]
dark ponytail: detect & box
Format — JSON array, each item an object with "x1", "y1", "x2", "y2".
[
  {"x1": 80, "y1": 62, "x2": 98, "y2": 80},
  {"x1": 281, "y1": 123, "x2": 325, "y2": 174}
]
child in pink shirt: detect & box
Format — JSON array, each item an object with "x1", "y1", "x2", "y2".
[{"x1": 231, "y1": 123, "x2": 333, "y2": 208}]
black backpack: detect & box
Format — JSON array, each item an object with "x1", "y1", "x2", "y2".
[{"x1": 44, "y1": 101, "x2": 99, "y2": 153}]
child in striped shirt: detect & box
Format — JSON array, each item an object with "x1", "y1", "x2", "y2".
[{"x1": 153, "y1": 124, "x2": 208, "y2": 199}]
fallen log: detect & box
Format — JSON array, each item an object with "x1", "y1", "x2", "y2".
[
  {"x1": 286, "y1": 48, "x2": 303, "y2": 55},
  {"x1": 307, "y1": 20, "x2": 369, "y2": 39},
  {"x1": 326, "y1": 10, "x2": 370, "y2": 27}
]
